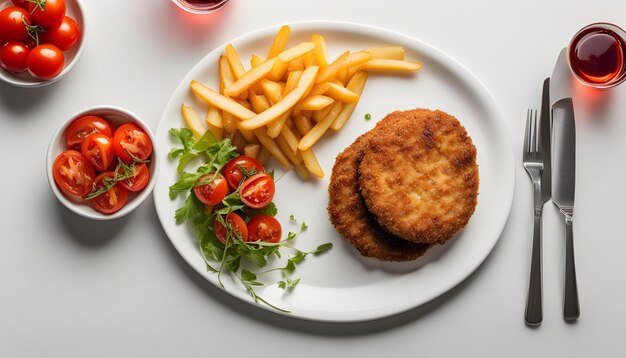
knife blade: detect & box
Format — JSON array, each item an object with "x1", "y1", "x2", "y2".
[
  {"x1": 551, "y1": 97, "x2": 580, "y2": 321},
  {"x1": 540, "y1": 77, "x2": 551, "y2": 203},
  {"x1": 550, "y1": 48, "x2": 572, "y2": 105}
]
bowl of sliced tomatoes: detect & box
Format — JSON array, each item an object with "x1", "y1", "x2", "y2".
[
  {"x1": 0, "y1": 0, "x2": 86, "y2": 87},
  {"x1": 47, "y1": 105, "x2": 159, "y2": 220}
]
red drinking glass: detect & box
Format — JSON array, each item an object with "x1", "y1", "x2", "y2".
[{"x1": 171, "y1": 0, "x2": 229, "y2": 14}]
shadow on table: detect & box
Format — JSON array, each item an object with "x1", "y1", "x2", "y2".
[
  {"x1": 55, "y1": 200, "x2": 127, "y2": 247},
  {"x1": 0, "y1": 80, "x2": 57, "y2": 117},
  {"x1": 155, "y1": 203, "x2": 506, "y2": 335}
]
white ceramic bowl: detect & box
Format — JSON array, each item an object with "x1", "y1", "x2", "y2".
[
  {"x1": 46, "y1": 106, "x2": 159, "y2": 220},
  {"x1": 0, "y1": 0, "x2": 87, "y2": 87}
]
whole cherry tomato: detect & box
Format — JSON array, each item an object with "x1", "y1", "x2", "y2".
[
  {"x1": 0, "y1": 41, "x2": 30, "y2": 73},
  {"x1": 28, "y1": 0, "x2": 66, "y2": 28},
  {"x1": 0, "y1": 7, "x2": 31, "y2": 44},
  {"x1": 40, "y1": 16, "x2": 80, "y2": 51},
  {"x1": 27, "y1": 44, "x2": 64, "y2": 80}
]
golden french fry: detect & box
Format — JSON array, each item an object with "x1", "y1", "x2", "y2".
[
  {"x1": 365, "y1": 46, "x2": 405, "y2": 60},
  {"x1": 308, "y1": 82, "x2": 330, "y2": 96},
  {"x1": 259, "y1": 79, "x2": 283, "y2": 104},
  {"x1": 191, "y1": 81, "x2": 256, "y2": 120},
  {"x1": 222, "y1": 112, "x2": 236, "y2": 133},
  {"x1": 334, "y1": 68, "x2": 349, "y2": 85},
  {"x1": 231, "y1": 130, "x2": 247, "y2": 153},
  {"x1": 181, "y1": 104, "x2": 206, "y2": 139},
  {"x1": 219, "y1": 55, "x2": 235, "y2": 93},
  {"x1": 249, "y1": 93, "x2": 271, "y2": 113},
  {"x1": 256, "y1": 146, "x2": 272, "y2": 165},
  {"x1": 236, "y1": 99, "x2": 251, "y2": 110},
  {"x1": 297, "y1": 95, "x2": 335, "y2": 111},
  {"x1": 278, "y1": 124, "x2": 300, "y2": 154},
  {"x1": 315, "y1": 51, "x2": 350, "y2": 83},
  {"x1": 312, "y1": 102, "x2": 334, "y2": 122},
  {"x1": 237, "y1": 66, "x2": 319, "y2": 130},
  {"x1": 344, "y1": 51, "x2": 374, "y2": 68},
  {"x1": 225, "y1": 58, "x2": 277, "y2": 97},
  {"x1": 238, "y1": 127, "x2": 258, "y2": 143},
  {"x1": 283, "y1": 70, "x2": 302, "y2": 95},
  {"x1": 331, "y1": 71, "x2": 368, "y2": 130},
  {"x1": 205, "y1": 105, "x2": 223, "y2": 140},
  {"x1": 300, "y1": 147, "x2": 324, "y2": 178},
  {"x1": 225, "y1": 44, "x2": 246, "y2": 80},
  {"x1": 243, "y1": 143, "x2": 260, "y2": 158},
  {"x1": 324, "y1": 82, "x2": 359, "y2": 103},
  {"x1": 266, "y1": 111, "x2": 290, "y2": 138},
  {"x1": 250, "y1": 54, "x2": 264, "y2": 68},
  {"x1": 312, "y1": 34, "x2": 328, "y2": 68},
  {"x1": 269, "y1": 59, "x2": 288, "y2": 82},
  {"x1": 360, "y1": 59, "x2": 422, "y2": 71},
  {"x1": 288, "y1": 58, "x2": 305, "y2": 72},
  {"x1": 293, "y1": 163, "x2": 310, "y2": 180},
  {"x1": 278, "y1": 42, "x2": 315, "y2": 63},
  {"x1": 267, "y1": 25, "x2": 291, "y2": 59},
  {"x1": 294, "y1": 114, "x2": 313, "y2": 136},
  {"x1": 253, "y1": 128, "x2": 291, "y2": 168},
  {"x1": 275, "y1": 135, "x2": 303, "y2": 165},
  {"x1": 298, "y1": 101, "x2": 342, "y2": 150},
  {"x1": 302, "y1": 51, "x2": 316, "y2": 67}
]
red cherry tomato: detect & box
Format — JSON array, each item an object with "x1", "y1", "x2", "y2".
[
  {"x1": 80, "y1": 133, "x2": 114, "y2": 172},
  {"x1": 11, "y1": 0, "x2": 30, "y2": 9},
  {"x1": 247, "y1": 215, "x2": 282, "y2": 243},
  {"x1": 214, "y1": 212, "x2": 248, "y2": 244},
  {"x1": 0, "y1": 41, "x2": 30, "y2": 73},
  {"x1": 28, "y1": 0, "x2": 66, "y2": 28},
  {"x1": 0, "y1": 7, "x2": 30, "y2": 43},
  {"x1": 117, "y1": 163, "x2": 150, "y2": 192},
  {"x1": 40, "y1": 16, "x2": 80, "y2": 51},
  {"x1": 223, "y1": 155, "x2": 265, "y2": 189},
  {"x1": 193, "y1": 173, "x2": 228, "y2": 206},
  {"x1": 52, "y1": 150, "x2": 96, "y2": 197},
  {"x1": 112, "y1": 123, "x2": 153, "y2": 163},
  {"x1": 27, "y1": 44, "x2": 64, "y2": 80},
  {"x1": 240, "y1": 173, "x2": 275, "y2": 209},
  {"x1": 65, "y1": 115, "x2": 113, "y2": 149},
  {"x1": 90, "y1": 172, "x2": 128, "y2": 214}
]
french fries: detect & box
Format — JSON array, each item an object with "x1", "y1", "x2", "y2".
[{"x1": 185, "y1": 25, "x2": 421, "y2": 179}]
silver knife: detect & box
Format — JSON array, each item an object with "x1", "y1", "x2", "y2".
[
  {"x1": 551, "y1": 98, "x2": 580, "y2": 321},
  {"x1": 525, "y1": 78, "x2": 551, "y2": 326}
]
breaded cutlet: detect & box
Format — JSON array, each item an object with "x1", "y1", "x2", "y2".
[
  {"x1": 358, "y1": 109, "x2": 479, "y2": 245},
  {"x1": 327, "y1": 131, "x2": 431, "y2": 262}
]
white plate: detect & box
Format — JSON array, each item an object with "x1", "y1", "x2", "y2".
[{"x1": 154, "y1": 21, "x2": 514, "y2": 322}]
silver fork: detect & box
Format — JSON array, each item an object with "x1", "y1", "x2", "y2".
[{"x1": 523, "y1": 109, "x2": 544, "y2": 326}]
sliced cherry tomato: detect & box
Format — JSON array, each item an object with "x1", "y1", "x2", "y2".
[
  {"x1": 247, "y1": 215, "x2": 282, "y2": 243},
  {"x1": 52, "y1": 150, "x2": 95, "y2": 197},
  {"x1": 214, "y1": 212, "x2": 248, "y2": 244},
  {"x1": 40, "y1": 16, "x2": 80, "y2": 51},
  {"x1": 223, "y1": 155, "x2": 265, "y2": 189},
  {"x1": 11, "y1": 0, "x2": 29, "y2": 9},
  {"x1": 65, "y1": 115, "x2": 113, "y2": 149},
  {"x1": 240, "y1": 173, "x2": 275, "y2": 209},
  {"x1": 80, "y1": 133, "x2": 114, "y2": 172},
  {"x1": 89, "y1": 172, "x2": 128, "y2": 214},
  {"x1": 193, "y1": 173, "x2": 228, "y2": 206},
  {"x1": 117, "y1": 163, "x2": 150, "y2": 192},
  {"x1": 0, "y1": 7, "x2": 30, "y2": 44},
  {"x1": 28, "y1": 0, "x2": 65, "y2": 28},
  {"x1": 0, "y1": 41, "x2": 30, "y2": 73},
  {"x1": 112, "y1": 123, "x2": 153, "y2": 163},
  {"x1": 27, "y1": 44, "x2": 64, "y2": 80}
]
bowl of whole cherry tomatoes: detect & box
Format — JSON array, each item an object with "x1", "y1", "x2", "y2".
[
  {"x1": 47, "y1": 106, "x2": 159, "y2": 220},
  {"x1": 0, "y1": 0, "x2": 86, "y2": 87}
]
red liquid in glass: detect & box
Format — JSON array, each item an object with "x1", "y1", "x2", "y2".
[
  {"x1": 183, "y1": 0, "x2": 223, "y2": 4},
  {"x1": 569, "y1": 28, "x2": 625, "y2": 84}
]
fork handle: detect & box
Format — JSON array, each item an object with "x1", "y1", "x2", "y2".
[
  {"x1": 564, "y1": 217, "x2": 580, "y2": 321},
  {"x1": 525, "y1": 210, "x2": 543, "y2": 326}
]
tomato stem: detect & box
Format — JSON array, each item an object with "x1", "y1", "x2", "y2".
[
  {"x1": 28, "y1": 0, "x2": 47, "y2": 12},
  {"x1": 22, "y1": 16, "x2": 45, "y2": 46}
]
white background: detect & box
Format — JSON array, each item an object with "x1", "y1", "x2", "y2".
[{"x1": 2, "y1": 0, "x2": 626, "y2": 356}]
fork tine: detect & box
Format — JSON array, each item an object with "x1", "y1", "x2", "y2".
[
  {"x1": 524, "y1": 109, "x2": 532, "y2": 154},
  {"x1": 530, "y1": 109, "x2": 538, "y2": 153}
]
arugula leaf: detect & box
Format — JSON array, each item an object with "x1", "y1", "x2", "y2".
[
  {"x1": 174, "y1": 192, "x2": 203, "y2": 224},
  {"x1": 313, "y1": 243, "x2": 333, "y2": 255},
  {"x1": 278, "y1": 278, "x2": 300, "y2": 290}
]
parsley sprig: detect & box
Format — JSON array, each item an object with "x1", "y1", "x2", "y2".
[{"x1": 169, "y1": 127, "x2": 333, "y2": 312}]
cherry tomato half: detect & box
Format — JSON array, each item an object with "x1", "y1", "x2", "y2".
[
  {"x1": 0, "y1": 7, "x2": 30, "y2": 44},
  {"x1": 27, "y1": 44, "x2": 64, "y2": 80},
  {"x1": 80, "y1": 133, "x2": 114, "y2": 172},
  {"x1": 112, "y1": 123, "x2": 153, "y2": 163},
  {"x1": 193, "y1": 173, "x2": 228, "y2": 206},
  {"x1": 65, "y1": 115, "x2": 113, "y2": 149},
  {"x1": 0, "y1": 41, "x2": 30, "y2": 73},
  {"x1": 117, "y1": 163, "x2": 150, "y2": 192},
  {"x1": 52, "y1": 150, "x2": 95, "y2": 197},
  {"x1": 89, "y1": 172, "x2": 128, "y2": 214},
  {"x1": 40, "y1": 16, "x2": 80, "y2": 51},
  {"x1": 247, "y1": 215, "x2": 282, "y2": 243},
  {"x1": 28, "y1": 0, "x2": 66, "y2": 28},
  {"x1": 214, "y1": 212, "x2": 248, "y2": 244},
  {"x1": 240, "y1": 173, "x2": 275, "y2": 209},
  {"x1": 223, "y1": 155, "x2": 265, "y2": 189}
]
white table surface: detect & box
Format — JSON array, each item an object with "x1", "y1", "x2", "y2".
[{"x1": 2, "y1": 0, "x2": 626, "y2": 356}]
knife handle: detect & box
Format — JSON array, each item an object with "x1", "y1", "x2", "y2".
[
  {"x1": 525, "y1": 212, "x2": 543, "y2": 326},
  {"x1": 564, "y1": 217, "x2": 580, "y2": 321}
]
